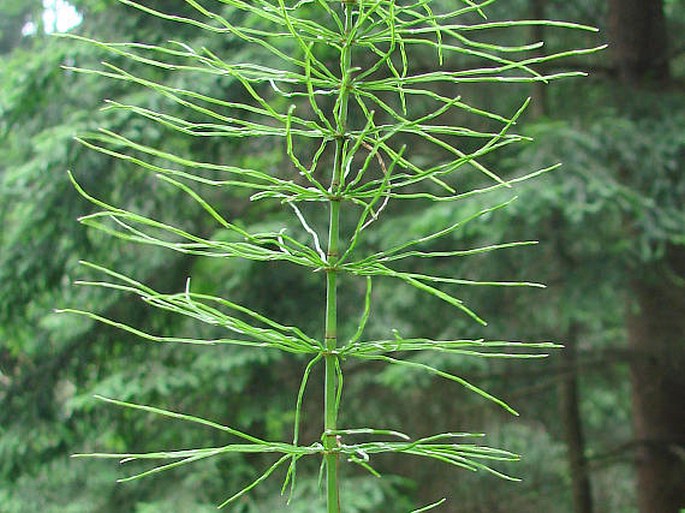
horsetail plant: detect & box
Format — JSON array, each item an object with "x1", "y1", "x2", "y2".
[{"x1": 60, "y1": 1, "x2": 602, "y2": 511}]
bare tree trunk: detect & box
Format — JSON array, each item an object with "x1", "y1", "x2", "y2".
[
  {"x1": 608, "y1": 0, "x2": 670, "y2": 83},
  {"x1": 558, "y1": 323, "x2": 595, "y2": 513},
  {"x1": 608, "y1": 1, "x2": 684, "y2": 511},
  {"x1": 552, "y1": 206, "x2": 595, "y2": 513},
  {"x1": 627, "y1": 246, "x2": 685, "y2": 513}
]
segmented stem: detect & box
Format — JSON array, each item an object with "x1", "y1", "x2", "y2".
[{"x1": 324, "y1": 4, "x2": 355, "y2": 512}]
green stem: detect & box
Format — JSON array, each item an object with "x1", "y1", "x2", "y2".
[
  {"x1": 324, "y1": 237, "x2": 340, "y2": 513},
  {"x1": 324, "y1": 4, "x2": 354, "y2": 513},
  {"x1": 324, "y1": 181, "x2": 341, "y2": 512}
]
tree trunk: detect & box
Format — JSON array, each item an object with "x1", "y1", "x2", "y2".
[
  {"x1": 608, "y1": 1, "x2": 684, "y2": 512},
  {"x1": 627, "y1": 246, "x2": 685, "y2": 513},
  {"x1": 558, "y1": 323, "x2": 595, "y2": 513},
  {"x1": 607, "y1": 0, "x2": 670, "y2": 83}
]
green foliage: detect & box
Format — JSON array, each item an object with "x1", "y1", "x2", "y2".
[{"x1": 510, "y1": 87, "x2": 685, "y2": 265}]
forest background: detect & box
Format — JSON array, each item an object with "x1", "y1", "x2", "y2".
[{"x1": 1, "y1": 1, "x2": 684, "y2": 512}]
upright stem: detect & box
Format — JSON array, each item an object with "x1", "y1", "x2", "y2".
[
  {"x1": 324, "y1": 4, "x2": 354, "y2": 513},
  {"x1": 324, "y1": 202, "x2": 341, "y2": 513}
]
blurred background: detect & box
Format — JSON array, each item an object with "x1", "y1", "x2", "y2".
[{"x1": 1, "y1": 1, "x2": 684, "y2": 512}]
